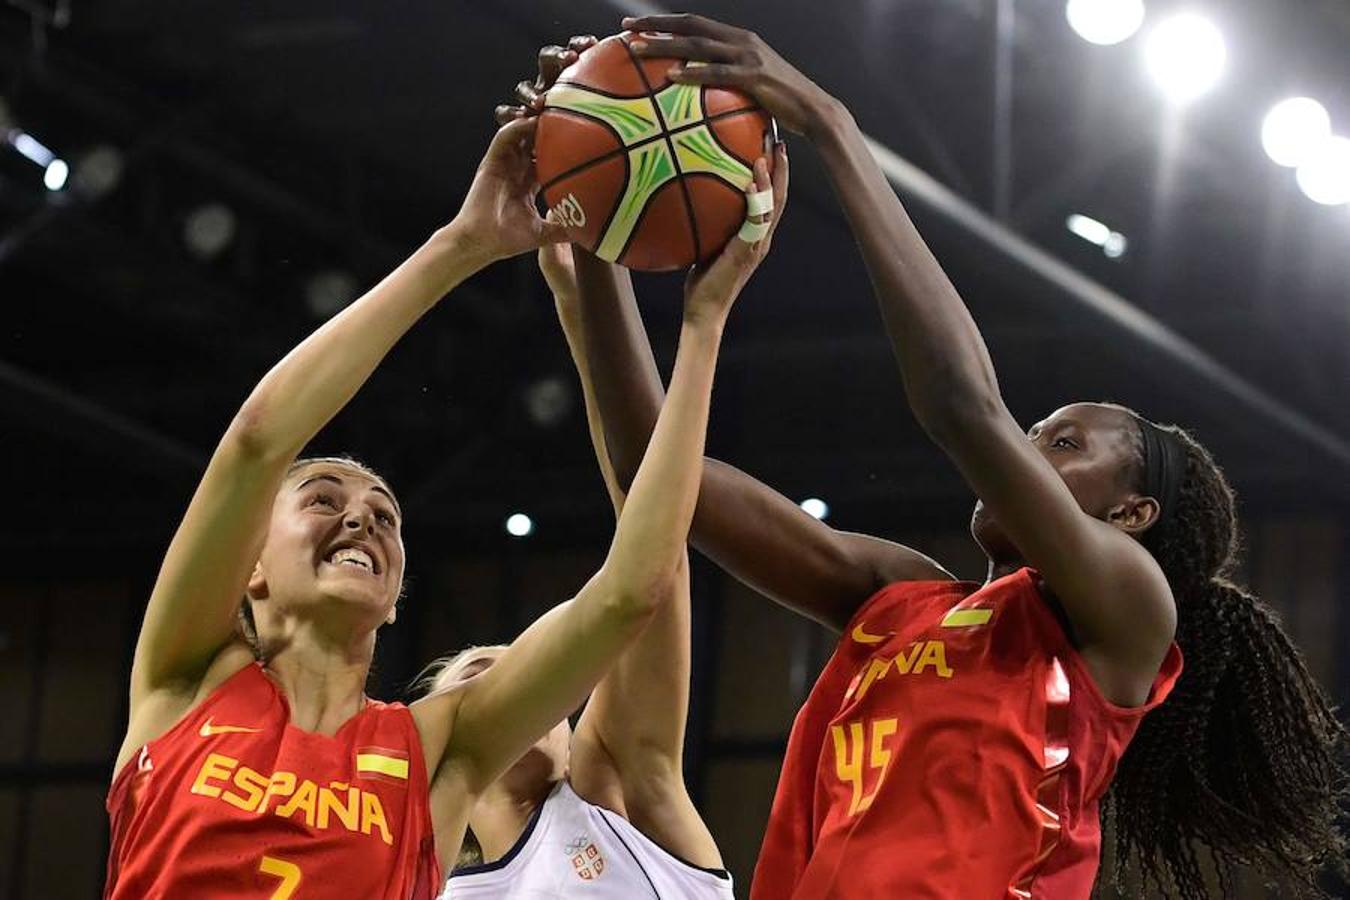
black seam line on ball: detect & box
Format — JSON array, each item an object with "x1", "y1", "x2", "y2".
[
  {"x1": 537, "y1": 108, "x2": 767, "y2": 194},
  {"x1": 621, "y1": 37, "x2": 702, "y2": 264}
]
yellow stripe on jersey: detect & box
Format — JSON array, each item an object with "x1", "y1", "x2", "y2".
[
  {"x1": 941, "y1": 608, "x2": 994, "y2": 628},
  {"x1": 356, "y1": 753, "x2": 408, "y2": 780}
]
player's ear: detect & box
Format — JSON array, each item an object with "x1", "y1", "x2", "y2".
[{"x1": 246, "y1": 560, "x2": 269, "y2": 600}]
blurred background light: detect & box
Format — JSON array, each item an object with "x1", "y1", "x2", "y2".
[
  {"x1": 800, "y1": 497, "x2": 829, "y2": 520},
  {"x1": 42, "y1": 158, "x2": 68, "y2": 191},
  {"x1": 72, "y1": 144, "x2": 125, "y2": 199},
  {"x1": 10, "y1": 129, "x2": 55, "y2": 166},
  {"x1": 1067, "y1": 213, "x2": 1129, "y2": 257},
  {"x1": 523, "y1": 376, "x2": 574, "y2": 429},
  {"x1": 1144, "y1": 13, "x2": 1226, "y2": 103},
  {"x1": 505, "y1": 513, "x2": 534, "y2": 537},
  {"x1": 183, "y1": 203, "x2": 237, "y2": 260},
  {"x1": 1067, "y1": 213, "x2": 1112, "y2": 245},
  {"x1": 1261, "y1": 98, "x2": 1332, "y2": 169},
  {"x1": 1295, "y1": 135, "x2": 1350, "y2": 206},
  {"x1": 304, "y1": 269, "x2": 361, "y2": 319},
  {"x1": 1065, "y1": 0, "x2": 1146, "y2": 46}
]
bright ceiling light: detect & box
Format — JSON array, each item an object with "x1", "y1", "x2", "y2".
[
  {"x1": 1144, "y1": 13, "x2": 1226, "y2": 103},
  {"x1": 1295, "y1": 135, "x2": 1350, "y2": 206},
  {"x1": 1261, "y1": 98, "x2": 1332, "y2": 168},
  {"x1": 1067, "y1": 213, "x2": 1130, "y2": 258},
  {"x1": 43, "y1": 159, "x2": 69, "y2": 191},
  {"x1": 800, "y1": 498, "x2": 829, "y2": 520},
  {"x1": 505, "y1": 513, "x2": 534, "y2": 537},
  {"x1": 1067, "y1": 213, "x2": 1112, "y2": 245},
  {"x1": 10, "y1": 130, "x2": 55, "y2": 166},
  {"x1": 1065, "y1": 0, "x2": 1146, "y2": 46}
]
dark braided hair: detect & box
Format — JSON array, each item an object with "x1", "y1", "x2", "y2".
[{"x1": 1104, "y1": 416, "x2": 1348, "y2": 898}]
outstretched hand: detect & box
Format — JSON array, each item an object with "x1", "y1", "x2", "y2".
[
  {"x1": 624, "y1": 13, "x2": 836, "y2": 137},
  {"x1": 683, "y1": 142, "x2": 789, "y2": 326},
  {"x1": 496, "y1": 35, "x2": 599, "y2": 125},
  {"x1": 454, "y1": 117, "x2": 568, "y2": 264}
]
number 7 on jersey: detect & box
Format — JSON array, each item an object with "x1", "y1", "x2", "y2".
[{"x1": 260, "y1": 856, "x2": 302, "y2": 899}]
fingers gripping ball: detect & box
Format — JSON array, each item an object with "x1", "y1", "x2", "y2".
[
  {"x1": 738, "y1": 188, "x2": 774, "y2": 243},
  {"x1": 535, "y1": 32, "x2": 776, "y2": 272}
]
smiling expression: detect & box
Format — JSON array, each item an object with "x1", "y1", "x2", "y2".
[{"x1": 247, "y1": 461, "x2": 406, "y2": 633}]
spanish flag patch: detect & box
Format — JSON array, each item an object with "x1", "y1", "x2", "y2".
[
  {"x1": 940, "y1": 607, "x2": 994, "y2": 628},
  {"x1": 355, "y1": 747, "x2": 409, "y2": 782}
]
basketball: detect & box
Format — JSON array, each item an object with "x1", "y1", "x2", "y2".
[{"x1": 535, "y1": 32, "x2": 776, "y2": 272}]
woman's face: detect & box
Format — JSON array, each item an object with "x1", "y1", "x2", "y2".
[
  {"x1": 248, "y1": 462, "x2": 406, "y2": 634},
  {"x1": 971, "y1": 403, "x2": 1149, "y2": 562}
]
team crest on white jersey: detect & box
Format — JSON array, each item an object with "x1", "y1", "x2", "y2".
[{"x1": 564, "y1": 833, "x2": 605, "y2": 880}]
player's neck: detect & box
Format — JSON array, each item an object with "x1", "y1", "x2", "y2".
[
  {"x1": 470, "y1": 772, "x2": 559, "y2": 862},
  {"x1": 261, "y1": 624, "x2": 376, "y2": 735}
]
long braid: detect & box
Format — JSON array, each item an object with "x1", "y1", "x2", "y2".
[{"x1": 1106, "y1": 421, "x2": 1348, "y2": 897}]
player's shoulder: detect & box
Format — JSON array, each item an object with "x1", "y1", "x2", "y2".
[
  {"x1": 410, "y1": 679, "x2": 475, "y2": 780},
  {"x1": 115, "y1": 641, "x2": 260, "y2": 775}
]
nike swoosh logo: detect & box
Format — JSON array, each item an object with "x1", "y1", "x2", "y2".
[
  {"x1": 199, "y1": 718, "x2": 263, "y2": 737},
  {"x1": 851, "y1": 623, "x2": 889, "y2": 645}
]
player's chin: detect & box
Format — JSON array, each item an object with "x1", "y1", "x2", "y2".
[{"x1": 316, "y1": 572, "x2": 394, "y2": 615}]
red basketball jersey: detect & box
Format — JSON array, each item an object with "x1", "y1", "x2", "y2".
[
  {"x1": 751, "y1": 568, "x2": 1182, "y2": 900},
  {"x1": 105, "y1": 662, "x2": 440, "y2": 900}
]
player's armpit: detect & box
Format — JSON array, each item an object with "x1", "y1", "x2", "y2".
[{"x1": 691, "y1": 459, "x2": 953, "y2": 630}]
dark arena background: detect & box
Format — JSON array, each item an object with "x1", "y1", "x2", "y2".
[{"x1": 3, "y1": 1, "x2": 1348, "y2": 897}]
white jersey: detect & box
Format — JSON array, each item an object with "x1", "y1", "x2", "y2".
[{"x1": 440, "y1": 781, "x2": 735, "y2": 900}]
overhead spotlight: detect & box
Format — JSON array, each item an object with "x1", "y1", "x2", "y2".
[
  {"x1": 1295, "y1": 136, "x2": 1350, "y2": 206},
  {"x1": 1066, "y1": 213, "x2": 1129, "y2": 258},
  {"x1": 800, "y1": 498, "x2": 829, "y2": 520},
  {"x1": 523, "y1": 376, "x2": 574, "y2": 429},
  {"x1": 304, "y1": 269, "x2": 361, "y2": 319},
  {"x1": 43, "y1": 159, "x2": 68, "y2": 191},
  {"x1": 1067, "y1": 213, "x2": 1111, "y2": 245},
  {"x1": 8, "y1": 129, "x2": 56, "y2": 167},
  {"x1": 1065, "y1": 0, "x2": 1145, "y2": 46},
  {"x1": 505, "y1": 513, "x2": 534, "y2": 538},
  {"x1": 1102, "y1": 232, "x2": 1128, "y2": 258},
  {"x1": 1261, "y1": 98, "x2": 1332, "y2": 169},
  {"x1": 183, "y1": 203, "x2": 236, "y2": 260},
  {"x1": 73, "y1": 145, "x2": 124, "y2": 199},
  {"x1": 1144, "y1": 13, "x2": 1226, "y2": 103}
]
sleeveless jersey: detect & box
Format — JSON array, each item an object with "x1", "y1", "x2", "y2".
[
  {"x1": 751, "y1": 568, "x2": 1182, "y2": 900},
  {"x1": 442, "y1": 780, "x2": 735, "y2": 900},
  {"x1": 105, "y1": 662, "x2": 440, "y2": 900}
]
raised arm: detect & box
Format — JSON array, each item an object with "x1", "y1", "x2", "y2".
[
  {"x1": 625, "y1": 14, "x2": 1175, "y2": 699},
  {"x1": 495, "y1": 38, "x2": 947, "y2": 633},
  {"x1": 572, "y1": 246, "x2": 948, "y2": 633},
  {"x1": 118, "y1": 118, "x2": 563, "y2": 771},
  {"x1": 420, "y1": 164, "x2": 777, "y2": 798},
  {"x1": 536, "y1": 243, "x2": 720, "y2": 865}
]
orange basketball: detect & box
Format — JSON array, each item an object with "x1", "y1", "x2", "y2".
[{"x1": 535, "y1": 32, "x2": 775, "y2": 272}]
